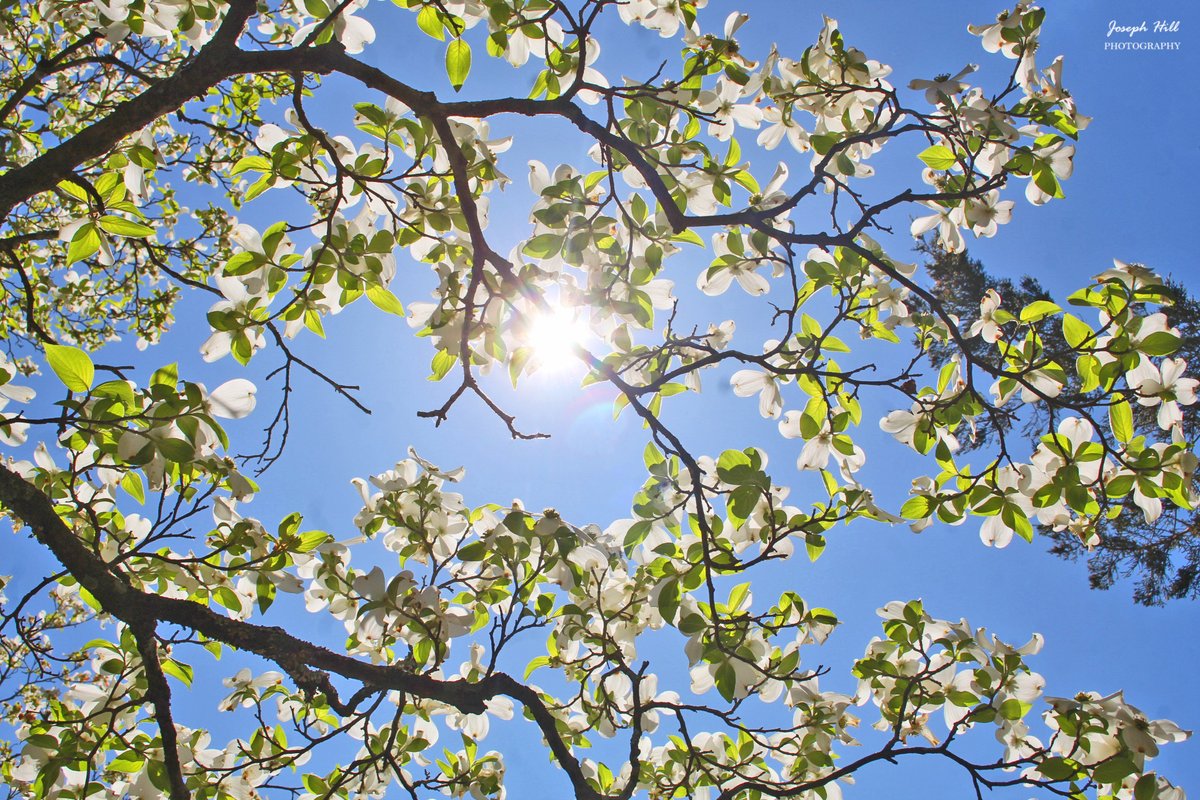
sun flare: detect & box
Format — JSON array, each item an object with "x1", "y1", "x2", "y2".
[{"x1": 524, "y1": 307, "x2": 590, "y2": 372}]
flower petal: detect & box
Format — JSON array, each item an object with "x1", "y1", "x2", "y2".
[{"x1": 208, "y1": 379, "x2": 257, "y2": 419}]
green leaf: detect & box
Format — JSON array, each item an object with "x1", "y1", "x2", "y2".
[
  {"x1": 508, "y1": 345, "x2": 532, "y2": 387},
  {"x1": 998, "y1": 697, "x2": 1028, "y2": 720},
  {"x1": 57, "y1": 179, "x2": 90, "y2": 202},
  {"x1": 643, "y1": 442, "x2": 665, "y2": 470},
  {"x1": 75, "y1": 585, "x2": 101, "y2": 611},
  {"x1": 366, "y1": 284, "x2": 405, "y2": 316},
  {"x1": 1062, "y1": 313, "x2": 1094, "y2": 349},
  {"x1": 716, "y1": 449, "x2": 768, "y2": 489},
  {"x1": 726, "y1": 581, "x2": 751, "y2": 612},
  {"x1": 458, "y1": 541, "x2": 488, "y2": 561},
  {"x1": 446, "y1": 38, "x2": 471, "y2": 91},
  {"x1": 657, "y1": 578, "x2": 680, "y2": 623},
  {"x1": 213, "y1": 586, "x2": 242, "y2": 612},
  {"x1": 1032, "y1": 163, "x2": 1063, "y2": 198},
  {"x1": 430, "y1": 349, "x2": 456, "y2": 381},
  {"x1": 108, "y1": 753, "x2": 145, "y2": 773},
  {"x1": 66, "y1": 222, "x2": 101, "y2": 265},
  {"x1": 1093, "y1": 756, "x2": 1137, "y2": 786},
  {"x1": 1140, "y1": 330, "x2": 1182, "y2": 357},
  {"x1": 1076, "y1": 353, "x2": 1101, "y2": 392},
  {"x1": 279, "y1": 511, "x2": 303, "y2": 538},
  {"x1": 231, "y1": 154, "x2": 271, "y2": 175},
  {"x1": 244, "y1": 174, "x2": 273, "y2": 201},
  {"x1": 120, "y1": 472, "x2": 145, "y2": 504},
  {"x1": 918, "y1": 145, "x2": 957, "y2": 171},
  {"x1": 256, "y1": 576, "x2": 276, "y2": 613},
  {"x1": 612, "y1": 391, "x2": 629, "y2": 419},
  {"x1": 94, "y1": 379, "x2": 135, "y2": 405},
  {"x1": 1109, "y1": 393, "x2": 1133, "y2": 444},
  {"x1": 522, "y1": 233, "x2": 563, "y2": 259},
  {"x1": 97, "y1": 215, "x2": 154, "y2": 238},
  {"x1": 416, "y1": 5, "x2": 445, "y2": 39},
  {"x1": 222, "y1": 251, "x2": 259, "y2": 276},
  {"x1": 304, "y1": 309, "x2": 326, "y2": 338},
  {"x1": 1019, "y1": 300, "x2": 1061, "y2": 322},
  {"x1": 45, "y1": 344, "x2": 94, "y2": 392},
  {"x1": 296, "y1": 530, "x2": 328, "y2": 552},
  {"x1": 95, "y1": 172, "x2": 125, "y2": 205},
  {"x1": 158, "y1": 438, "x2": 196, "y2": 463},
  {"x1": 727, "y1": 485, "x2": 758, "y2": 529},
  {"x1": 805, "y1": 533, "x2": 825, "y2": 562},
  {"x1": 717, "y1": 449, "x2": 752, "y2": 473},
  {"x1": 161, "y1": 659, "x2": 194, "y2": 687},
  {"x1": 714, "y1": 660, "x2": 737, "y2": 701},
  {"x1": 671, "y1": 229, "x2": 704, "y2": 247},
  {"x1": 1037, "y1": 756, "x2": 1083, "y2": 781},
  {"x1": 151, "y1": 363, "x2": 178, "y2": 388},
  {"x1": 485, "y1": 30, "x2": 505, "y2": 57},
  {"x1": 1135, "y1": 773, "x2": 1159, "y2": 800},
  {"x1": 810, "y1": 132, "x2": 840, "y2": 155},
  {"x1": 900, "y1": 495, "x2": 932, "y2": 520},
  {"x1": 524, "y1": 655, "x2": 551, "y2": 679},
  {"x1": 302, "y1": 774, "x2": 329, "y2": 796},
  {"x1": 1002, "y1": 503, "x2": 1034, "y2": 543}
]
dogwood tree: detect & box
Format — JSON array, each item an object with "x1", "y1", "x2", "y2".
[{"x1": 0, "y1": 1, "x2": 1193, "y2": 799}]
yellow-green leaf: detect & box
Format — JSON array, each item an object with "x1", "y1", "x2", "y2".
[
  {"x1": 1019, "y1": 300, "x2": 1061, "y2": 322},
  {"x1": 1062, "y1": 313, "x2": 1093, "y2": 349},
  {"x1": 366, "y1": 284, "x2": 405, "y2": 316},
  {"x1": 918, "y1": 145, "x2": 956, "y2": 171},
  {"x1": 108, "y1": 753, "x2": 145, "y2": 773},
  {"x1": 45, "y1": 343, "x2": 94, "y2": 392},
  {"x1": 417, "y1": 5, "x2": 444, "y2": 39},
  {"x1": 161, "y1": 659, "x2": 194, "y2": 687},
  {"x1": 446, "y1": 38, "x2": 471, "y2": 91},
  {"x1": 1109, "y1": 392, "x2": 1133, "y2": 444},
  {"x1": 430, "y1": 349, "x2": 456, "y2": 381},
  {"x1": 231, "y1": 154, "x2": 271, "y2": 175},
  {"x1": 97, "y1": 215, "x2": 154, "y2": 238},
  {"x1": 66, "y1": 223, "x2": 101, "y2": 265},
  {"x1": 671, "y1": 229, "x2": 704, "y2": 247},
  {"x1": 57, "y1": 180, "x2": 89, "y2": 202},
  {"x1": 120, "y1": 471, "x2": 145, "y2": 504}
]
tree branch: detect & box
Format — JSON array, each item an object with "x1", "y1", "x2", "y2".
[{"x1": 131, "y1": 623, "x2": 190, "y2": 800}]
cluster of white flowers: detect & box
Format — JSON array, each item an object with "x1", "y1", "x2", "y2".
[
  {"x1": 0, "y1": 351, "x2": 35, "y2": 446},
  {"x1": 72, "y1": 0, "x2": 225, "y2": 43}
]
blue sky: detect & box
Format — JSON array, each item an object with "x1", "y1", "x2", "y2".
[{"x1": 5, "y1": 0, "x2": 1199, "y2": 797}]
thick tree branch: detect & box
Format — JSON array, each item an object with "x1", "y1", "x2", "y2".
[
  {"x1": 0, "y1": 30, "x2": 344, "y2": 217},
  {"x1": 131, "y1": 623, "x2": 190, "y2": 800}
]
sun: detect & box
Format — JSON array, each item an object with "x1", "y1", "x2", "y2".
[{"x1": 523, "y1": 306, "x2": 591, "y2": 373}]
